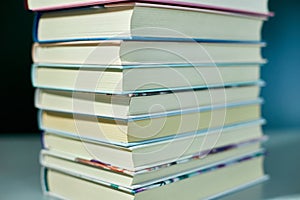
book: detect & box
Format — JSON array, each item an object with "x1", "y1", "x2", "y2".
[
  {"x1": 41, "y1": 139, "x2": 263, "y2": 188},
  {"x1": 32, "y1": 62, "x2": 262, "y2": 93},
  {"x1": 34, "y1": 3, "x2": 268, "y2": 43},
  {"x1": 42, "y1": 119, "x2": 265, "y2": 170},
  {"x1": 43, "y1": 151, "x2": 267, "y2": 200},
  {"x1": 35, "y1": 84, "x2": 262, "y2": 117},
  {"x1": 40, "y1": 99, "x2": 262, "y2": 143},
  {"x1": 32, "y1": 41, "x2": 265, "y2": 65},
  {"x1": 27, "y1": 0, "x2": 271, "y2": 17}
]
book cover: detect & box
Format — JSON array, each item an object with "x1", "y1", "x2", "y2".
[{"x1": 27, "y1": 0, "x2": 274, "y2": 17}]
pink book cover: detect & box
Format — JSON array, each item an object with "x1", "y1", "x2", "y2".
[{"x1": 28, "y1": 0, "x2": 274, "y2": 17}]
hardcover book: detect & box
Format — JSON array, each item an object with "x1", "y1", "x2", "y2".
[
  {"x1": 27, "y1": 0, "x2": 272, "y2": 17},
  {"x1": 40, "y1": 99, "x2": 263, "y2": 143},
  {"x1": 32, "y1": 41, "x2": 265, "y2": 65},
  {"x1": 33, "y1": 3, "x2": 268, "y2": 43},
  {"x1": 32, "y1": 62, "x2": 262, "y2": 93},
  {"x1": 35, "y1": 83, "x2": 262, "y2": 117}
]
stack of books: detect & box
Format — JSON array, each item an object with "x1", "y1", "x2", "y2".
[{"x1": 27, "y1": 0, "x2": 273, "y2": 199}]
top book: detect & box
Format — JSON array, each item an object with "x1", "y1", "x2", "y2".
[{"x1": 26, "y1": 0, "x2": 272, "y2": 17}]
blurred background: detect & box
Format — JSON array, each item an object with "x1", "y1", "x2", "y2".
[{"x1": 0, "y1": 0, "x2": 299, "y2": 133}]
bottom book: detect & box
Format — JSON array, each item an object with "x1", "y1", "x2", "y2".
[{"x1": 42, "y1": 151, "x2": 268, "y2": 200}]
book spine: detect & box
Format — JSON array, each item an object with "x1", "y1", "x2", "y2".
[
  {"x1": 34, "y1": 89, "x2": 41, "y2": 109},
  {"x1": 31, "y1": 43, "x2": 38, "y2": 63},
  {"x1": 40, "y1": 167, "x2": 49, "y2": 194},
  {"x1": 40, "y1": 131, "x2": 46, "y2": 149},
  {"x1": 37, "y1": 109, "x2": 44, "y2": 130},
  {"x1": 31, "y1": 64, "x2": 38, "y2": 87},
  {"x1": 32, "y1": 13, "x2": 41, "y2": 43}
]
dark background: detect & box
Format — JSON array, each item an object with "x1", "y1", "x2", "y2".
[{"x1": 0, "y1": 0, "x2": 299, "y2": 133}]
